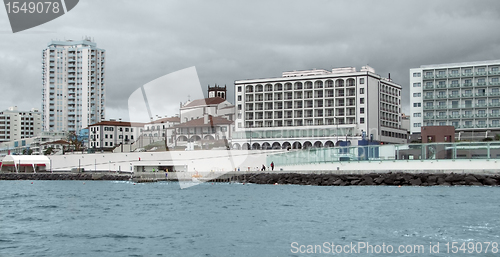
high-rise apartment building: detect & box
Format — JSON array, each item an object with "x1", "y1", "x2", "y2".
[
  {"x1": 410, "y1": 60, "x2": 500, "y2": 136},
  {"x1": 0, "y1": 106, "x2": 42, "y2": 143},
  {"x1": 41, "y1": 38, "x2": 105, "y2": 133},
  {"x1": 232, "y1": 66, "x2": 407, "y2": 150}
]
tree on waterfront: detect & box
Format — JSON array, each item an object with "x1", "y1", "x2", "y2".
[
  {"x1": 43, "y1": 147, "x2": 54, "y2": 155},
  {"x1": 67, "y1": 132, "x2": 84, "y2": 152}
]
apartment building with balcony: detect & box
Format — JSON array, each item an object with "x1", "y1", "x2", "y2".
[
  {"x1": 410, "y1": 60, "x2": 500, "y2": 138},
  {"x1": 233, "y1": 66, "x2": 407, "y2": 150},
  {"x1": 0, "y1": 106, "x2": 42, "y2": 143},
  {"x1": 41, "y1": 37, "x2": 105, "y2": 133}
]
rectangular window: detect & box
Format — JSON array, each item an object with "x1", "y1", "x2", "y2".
[
  {"x1": 237, "y1": 95, "x2": 242, "y2": 101},
  {"x1": 359, "y1": 88, "x2": 364, "y2": 94},
  {"x1": 413, "y1": 113, "x2": 421, "y2": 117},
  {"x1": 413, "y1": 123, "x2": 421, "y2": 127},
  {"x1": 413, "y1": 83, "x2": 421, "y2": 87},
  {"x1": 360, "y1": 98, "x2": 364, "y2": 104},
  {"x1": 360, "y1": 118, "x2": 365, "y2": 124},
  {"x1": 238, "y1": 104, "x2": 242, "y2": 111},
  {"x1": 413, "y1": 72, "x2": 421, "y2": 77},
  {"x1": 360, "y1": 108, "x2": 365, "y2": 114},
  {"x1": 413, "y1": 103, "x2": 421, "y2": 107},
  {"x1": 237, "y1": 86, "x2": 242, "y2": 92},
  {"x1": 360, "y1": 78, "x2": 365, "y2": 84},
  {"x1": 413, "y1": 93, "x2": 421, "y2": 97}
]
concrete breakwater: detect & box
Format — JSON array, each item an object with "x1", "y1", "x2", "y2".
[
  {"x1": 225, "y1": 172, "x2": 500, "y2": 186},
  {"x1": 0, "y1": 172, "x2": 131, "y2": 181},
  {"x1": 2, "y1": 172, "x2": 500, "y2": 186}
]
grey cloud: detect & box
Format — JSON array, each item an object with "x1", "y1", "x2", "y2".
[{"x1": 1, "y1": 0, "x2": 500, "y2": 117}]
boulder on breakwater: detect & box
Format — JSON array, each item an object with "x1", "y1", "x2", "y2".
[{"x1": 227, "y1": 172, "x2": 500, "y2": 186}]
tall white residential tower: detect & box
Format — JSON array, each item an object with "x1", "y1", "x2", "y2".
[{"x1": 41, "y1": 38, "x2": 105, "y2": 133}]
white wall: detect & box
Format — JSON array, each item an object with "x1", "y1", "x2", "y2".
[{"x1": 47, "y1": 149, "x2": 272, "y2": 173}]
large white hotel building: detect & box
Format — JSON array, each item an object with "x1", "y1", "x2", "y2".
[
  {"x1": 41, "y1": 38, "x2": 105, "y2": 133},
  {"x1": 410, "y1": 60, "x2": 500, "y2": 137},
  {"x1": 232, "y1": 66, "x2": 407, "y2": 150}
]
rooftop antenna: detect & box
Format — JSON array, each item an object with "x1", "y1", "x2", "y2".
[{"x1": 188, "y1": 94, "x2": 191, "y2": 101}]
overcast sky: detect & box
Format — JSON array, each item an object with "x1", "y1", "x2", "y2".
[{"x1": 1, "y1": 0, "x2": 500, "y2": 120}]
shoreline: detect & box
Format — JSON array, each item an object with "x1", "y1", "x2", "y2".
[
  {"x1": 1, "y1": 172, "x2": 499, "y2": 186},
  {"x1": 227, "y1": 172, "x2": 500, "y2": 186},
  {"x1": 0, "y1": 172, "x2": 131, "y2": 181}
]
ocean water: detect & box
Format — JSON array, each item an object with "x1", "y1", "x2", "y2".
[{"x1": 0, "y1": 181, "x2": 499, "y2": 257}]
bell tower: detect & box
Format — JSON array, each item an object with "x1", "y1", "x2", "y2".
[{"x1": 208, "y1": 84, "x2": 227, "y2": 99}]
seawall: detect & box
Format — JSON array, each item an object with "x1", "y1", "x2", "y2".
[
  {"x1": 2, "y1": 171, "x2": 500, "y2": 186},
  {"x1": 0, "y1": 172, "x2": 131, "y2": 181},
  {"x1": 225, "y1": 172, "x2": 500, "y2": 186}
]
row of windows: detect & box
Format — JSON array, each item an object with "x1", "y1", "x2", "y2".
[
  {"x1": 413, "y1": 66, "x2": 500, "y2": 78},
  {"x1": 238, "y1": 98, "x2": 366, "y2": 111},
  {"x1": 91, "y1": 126, "x2": 133, "y2": 132},
  {"x1": 381, "y1": 130, "x2": 407, "y2": 139},
  {"x1": 424, "y1": 67, "x2": 499, "y2": 75},
  {"x1": 237, "y1": 79, "x2": 365, "y2": 93},
  {"x1": 240, "y1": 88, "x2": 364, "y2": 100},
  {"x1": 90, "y1": 141, "x2": 113, "y2": 147},
  {"x1": 417, "y1": 109, "x2": 500, "y2": 116},
  {"x1": 414, "y1": 120, "x2": 500, "y2": 127}
]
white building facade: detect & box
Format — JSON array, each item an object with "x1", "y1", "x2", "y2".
[
  {"x1": 41, "y1": 38, "x2": 105, "y2": 133},
  {"x1": 88, "y1": 121, "x2": 144, "y2": 151},
  {"x1": 410, "y1": 60, "x2": 500, "y2": 136},
  {"x1": 0, "y1": 106, "x2": 42, "y2": 143},
  {"x1": 233, "y1": 66, "x2": 407, "y2": 150}
]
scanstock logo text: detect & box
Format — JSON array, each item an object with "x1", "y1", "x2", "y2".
[{"x1": 3, "y1": 0, "x2": 79, "y2": 33}]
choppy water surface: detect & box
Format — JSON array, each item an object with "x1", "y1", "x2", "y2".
[{"x1": 0, "y1": 181, "x2": 499, "y2": 256}]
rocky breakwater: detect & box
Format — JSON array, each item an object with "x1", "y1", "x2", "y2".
[
  {"x1": 230, "y1": 172, "x2": 500, "y2": 186},
  {"x1": 0, "y1": 172, "x2": 131, "y2": 181}
]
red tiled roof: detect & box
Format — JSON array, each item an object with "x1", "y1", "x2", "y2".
[
  {"x1": 182, "y1": 97, "x2": 226, "y2": 108},
  {"x1": 88, "y1": 120, "x2": 146, "y2": 127},
  {"x1": 41, "y1": 140, "x2": 70, "y2": 145},
  {"x1": 175, "y1": 115, "x2": 233, "y2": 128},
  {"x1": 148, "y1": 117, "x2": 180, "y2": 124}
]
